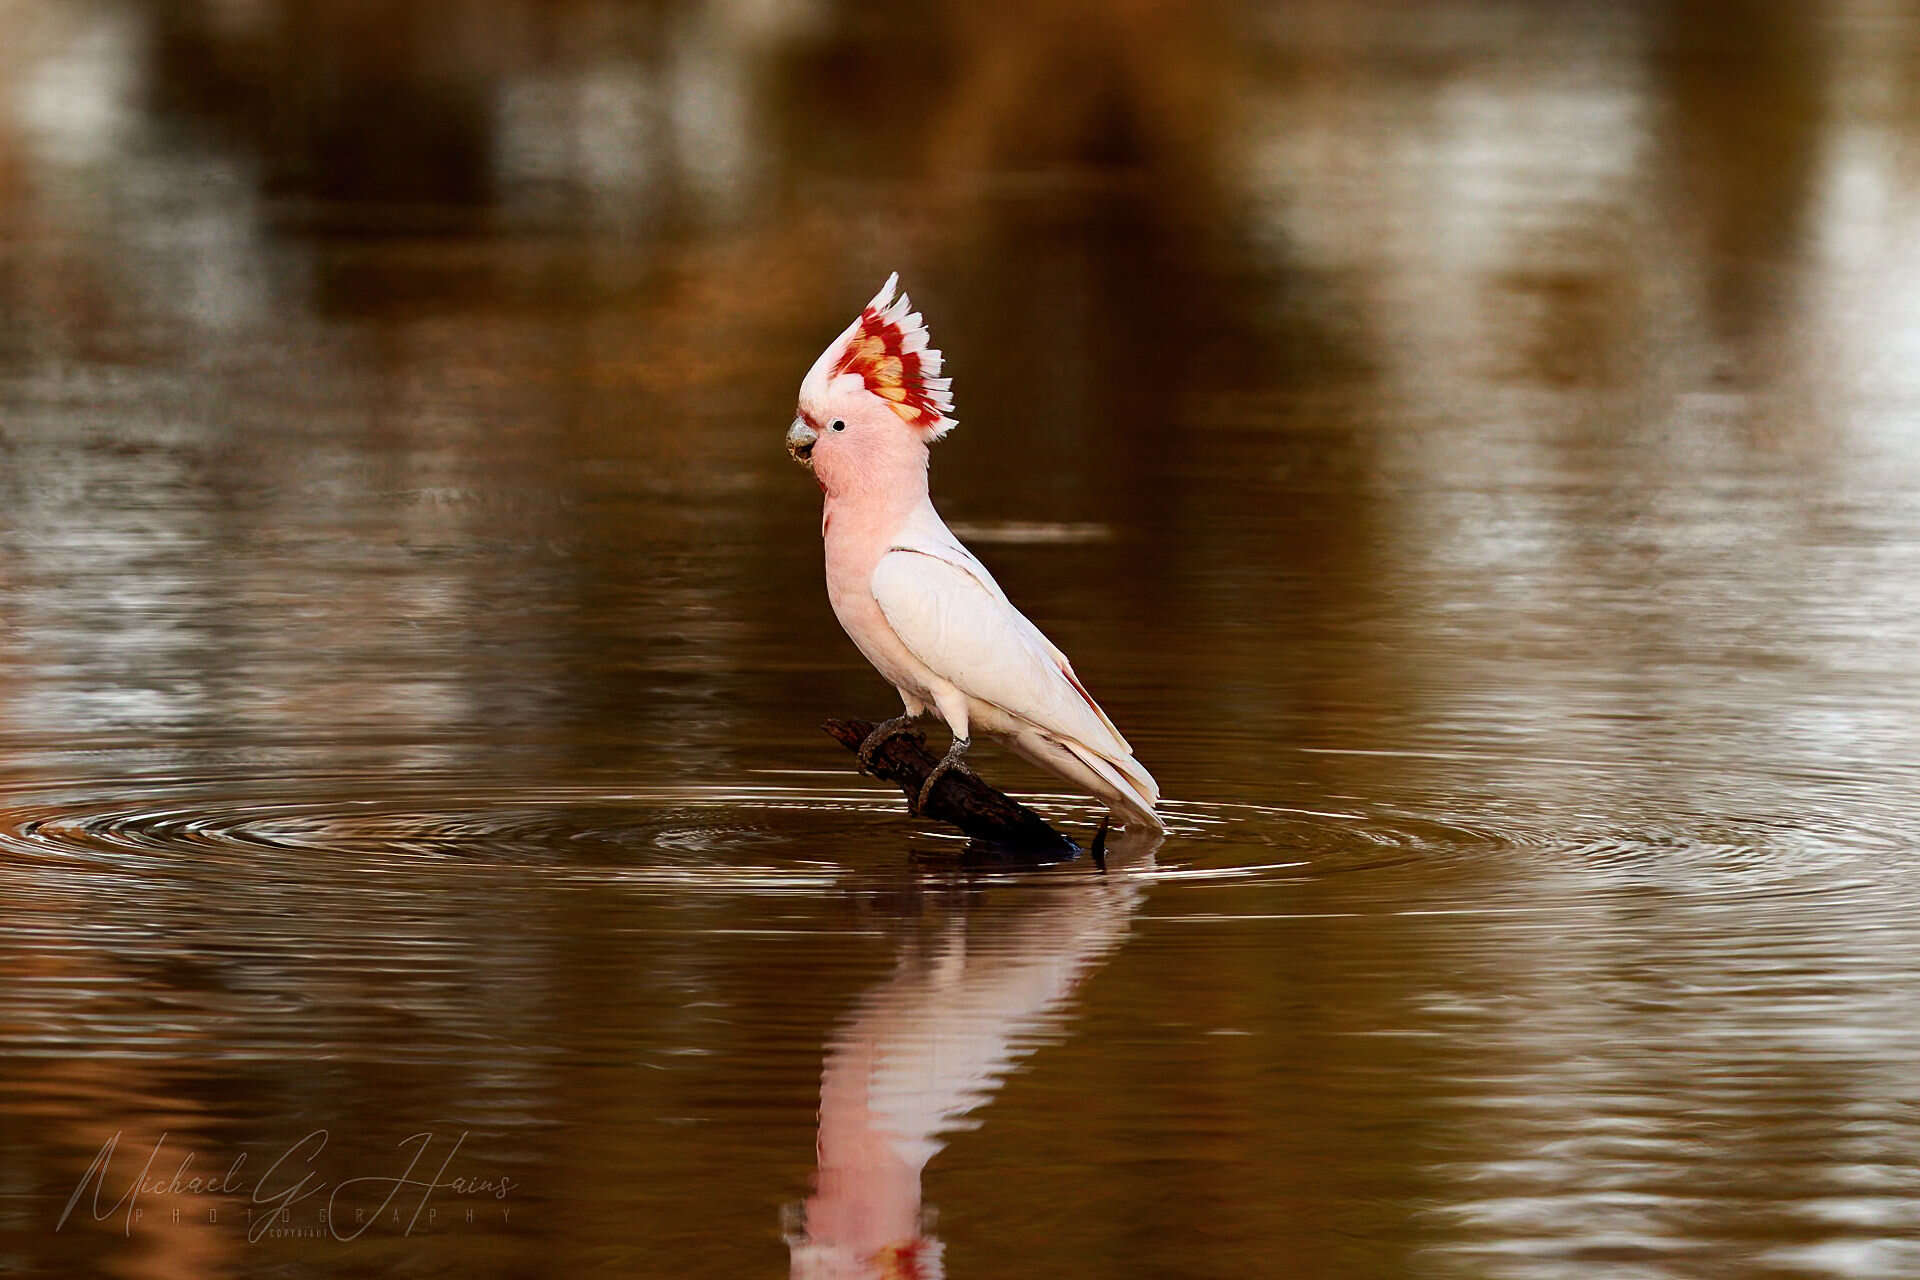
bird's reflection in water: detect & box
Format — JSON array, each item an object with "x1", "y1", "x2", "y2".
[{"x1": 786, "y1": 829, "x2": 1159, "y2": 1279}]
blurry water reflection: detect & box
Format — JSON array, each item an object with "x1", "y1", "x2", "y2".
[{"x1": 789, "y1": 830, "x2": 1156, "y2": 1279}]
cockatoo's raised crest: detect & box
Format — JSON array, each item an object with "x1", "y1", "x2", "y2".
[{"x1": 801, "y1": 272, "x2": 956, "y2": 440}]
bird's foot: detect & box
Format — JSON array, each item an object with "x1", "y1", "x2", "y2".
[
  {"x1": 856, "y1": 714, "x2": 918, "y2": 772},
  {"x1": 913, "y1": 737, "x2": 973, "y2": 814}
]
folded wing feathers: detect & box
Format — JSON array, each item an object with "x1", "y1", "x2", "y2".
[
  {"x1": 871, "y1": 550, "x2": 1137, "y2": 767},
  {"x1": 1033, "y1": 634, "x2": 1131, "y2": 754}
]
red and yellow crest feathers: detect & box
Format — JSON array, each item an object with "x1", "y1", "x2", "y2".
[{"x1": 822, "y1": 273, "x2": 957, "y2": 440}]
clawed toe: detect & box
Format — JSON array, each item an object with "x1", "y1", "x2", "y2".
[
  {"x1": 913, "y1": 736, "x2": 973, "y2": 813},
  {"x1": 914, "y1": 761, "x2": 966, "y2": 812},
  {"x1": 856, "y1": 715, "x2": 916, "y2": 772}
]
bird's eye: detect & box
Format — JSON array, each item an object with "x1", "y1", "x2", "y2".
[{"x1": 830, "y1": 420, "x2": 846, "y2": 432}]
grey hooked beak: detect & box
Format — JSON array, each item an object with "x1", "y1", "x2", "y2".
[{"x1": 785, "y1": 418, "x2": 817, "y2": 465}]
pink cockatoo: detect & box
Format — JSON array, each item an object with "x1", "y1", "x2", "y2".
[{"x1": 785, "y1": 274, "x2": 1163, "y2": 831}]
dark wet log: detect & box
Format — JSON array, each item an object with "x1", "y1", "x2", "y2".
[{"x1": 822, "y1": 718, "x2": 1077, "y2": 856}]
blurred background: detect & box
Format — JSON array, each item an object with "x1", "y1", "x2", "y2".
[{"x1": 4, "y1": 1, "x2": 1920, "y2": 1277}]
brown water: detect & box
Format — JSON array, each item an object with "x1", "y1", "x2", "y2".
[{"x1": 5, "y1": 2, "x2": 1920, "y2": 1276}]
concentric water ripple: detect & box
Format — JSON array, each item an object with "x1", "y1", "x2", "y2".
[
  {"x1": 0, "y1": 781, "x2": 927, "y2": 895},
  {"x1": 0, "y1": 781, "x2": 1496, "y2": 888},
  {"x1": 2, "y1": 778, "x2": 1907, "y2": 910}
]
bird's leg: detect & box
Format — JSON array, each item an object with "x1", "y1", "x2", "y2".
[
  {"x1": 856, "y1": 714, "x2": 919, "y2": 771},
  {"x1": 914, "y1": 737, "x2": 973, "y2": 813}
]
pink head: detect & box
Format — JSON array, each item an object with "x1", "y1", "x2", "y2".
[{"x1": 786, "y1": 274, "x2": 956, "y2": 502}]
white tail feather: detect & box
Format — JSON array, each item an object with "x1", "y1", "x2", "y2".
[{"x1": 1009, "y1": 730, "x2": 1165, "y2": 831}]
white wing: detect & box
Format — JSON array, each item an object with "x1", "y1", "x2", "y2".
[{"x1": 870, "y1": 548, "x2": 1132, "y2": 759}]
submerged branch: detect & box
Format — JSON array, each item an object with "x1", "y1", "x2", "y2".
[{"x1": 821, "y1": 718, "x2": 1078, "y2": 858}]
